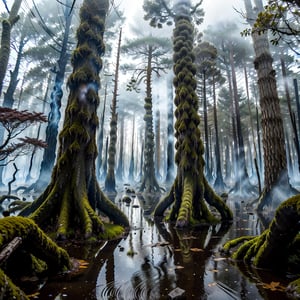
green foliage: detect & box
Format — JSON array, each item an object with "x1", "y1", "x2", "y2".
[{"x1": 243, "y1": 0, "x2": 300, "y2": 49}]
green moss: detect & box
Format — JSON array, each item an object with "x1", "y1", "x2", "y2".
[
  {"x1": 98, "y1": 223, "x2": 124, "y2": 240},
  {"x1": 127, "y1": 249, "x2": 137, "y2": 257},
  {"x1": 0, "y1": 268, "x2": 29, "y2": 300}
]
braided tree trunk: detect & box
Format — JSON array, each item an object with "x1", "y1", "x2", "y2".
[
  {"x1": 19, "y1": 0, "x2": 128, "y2": 239},
  {"x1": 154, "y1": 0, "x2": 232, "y2": 227}
]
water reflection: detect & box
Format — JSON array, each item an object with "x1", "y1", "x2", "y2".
[{"x1": 37, "y1": 194, "x2": 292, "y2": 299}]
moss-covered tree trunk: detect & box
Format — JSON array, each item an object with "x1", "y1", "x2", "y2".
[
  {"x1": 19, "y1": 0, "x2": 128, "y2": 239},
  {"x1": 222, "y1": 195, "x2": 300, "y2": 284},
  {"x1": 104, "y1": 28, "x2": 122, "y2": 193},
  {"x1": 154, "y1": 0, "x2": 232, "y2": 227},
  {"x1": 0, "y1": 217, "x2": 70, "y2": 300},
  {"x1": 140, "y1": 45, "x2": 160, "y2": 193},
  {"x1": 244, "y1": 0, "x2": 296, "y2": 210}
]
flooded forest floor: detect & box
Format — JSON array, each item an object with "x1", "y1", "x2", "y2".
[{"x1": 8, "y1": 184, "x2": 297, "y2": 300}]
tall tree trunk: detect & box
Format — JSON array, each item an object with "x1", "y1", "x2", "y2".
[
  {"x1": 280, "y1": 55, "x2": 300, "y2": 173},
  {"x1": 244, "y1": 0, "x2": 296, "y2": 210},
  {"x1": 154, "y1": 0, "x2": 232, "y2": 226},
  {"x1": 223, "y1": 54, "x2": 238, "y2": 182},
  {"x1": 19, "y1": 0, "x2": 128, "y2": 239},
  {"x1": 2, "y1": 26, "x2": 26, "y2": 108},
  {"x1": 155, "y1": 108, "x2": 161, "y2": 179},
  {"x1": 97, "y1": 84, "x2": 107, "y2": 179},
  {"x1": 212, "y1": 75, "x2": 226, "y2": 192},
  {"x1": 0, "y1": 0, "x2": 22, "y2": 186},
  {"x1": 128, "y1": 117, "x2": 135, "y2": 181},
  {"x1": 33, "y1": 0, "x2": 74, "y2": 191},
  {"x1": 0, "y1": 0, "x2": 22, "y2": 97},
  {"x1": 286, "y1": 133, "x2": 294, "y2": 177},
  {"x1": 140, "y1": 45, "x2": 160, "y2": 193},
  {"x1": 139, "y1": 140, "x2": 144, "y2": 181},
  {"x1": 294, "y1": 79, "x2": 300, "y2": 150},
  {"x1": 166, "y1": 80, "x2": 175, "y2": 183},
  {"x1": 202, "y1": 71, "x2": 213, "y2": 182},
  {"x1": 245, "y1": 65, "x2": 261, "y2": 193},
  {"x1": 224, "y1": 137, "x2": 231, "y2": 182},
  {"x1": 25, "y1": 75, "x2": 51, "y2": 183},
  {"x1": 229, "y1": 46, "x2": 252, "y2": 195},
  {"x1": 105, "y1": 28, "x2": 122, "y2": 193},
  {"x1": 102, "y1": 136, "x2": 109, "y2": 180},
  {"x1": 116, "y1": 116, "x2": 124, "y2": 180}
]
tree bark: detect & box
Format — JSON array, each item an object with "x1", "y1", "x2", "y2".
[
  {"x1": 139, "y1": 45, "x2": 160, "y2": 193},
  {"x1": 244, "y1": 0, "x2": 296, "y2": 210},
  {"x1": 212, "y1": 75, "x2": 226, "y2": 193},
  {"x1": 154, "y1": 1, "x2": 232, "y2": 226},
  {"x1": 19, "y1": 0, "x2": 128, "y2": 239}
]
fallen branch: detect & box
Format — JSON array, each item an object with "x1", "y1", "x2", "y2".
[{"x1": 0, "y1": 236, "x2": 22, "y2": 265}]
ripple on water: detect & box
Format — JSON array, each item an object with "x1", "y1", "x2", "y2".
[{"x1": 96, "y1": 268, "x2": 166, "y2": 300}]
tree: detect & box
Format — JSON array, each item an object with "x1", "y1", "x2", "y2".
[
  {"x1": 19, "y1": 0, "x2": 129, "y2": 239},
  {"x1": 96, "y1": 85, "x2": 107, "y2": 179},
  {"x1": 33, "y1": 0, "x2": 75, "y2": 191},
  {"x1": 242, "y1": 0, "x2": 300, "y2": 53},
  {"x1": 144, "y1": 0, "x2": 232, "y2": 227},
  {"x1": 165, "y1": 79, "x2": 175, "y2": 183},
  {"x1": 0, "y1": 107, "x2": 47, "y2": 164},
  {"x1": 194, "y1": 41, "x2": 218, "y2": 183},
  {"x1": 211, "y1": 68, "x2": 227, "y2": 193},
  {"x1": 0, "y1": 0, "x2": 22, "y2": 96},
  {"x1": 244, "y1": 0, "x2": 297, "y2": 210},
  {"x1": 123, "y1": 35, "x2": 171, "y2": 193},
  {"x1": 116, "y1": 115, "x2": 124, "y2": 180},
  {"x1": 104, "y1": 28, "x2": 122, "y2": 193}
]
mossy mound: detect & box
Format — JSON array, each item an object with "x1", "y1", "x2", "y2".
[{"x1": 0, "y1": 216, "x2": 71, "y2": 299}]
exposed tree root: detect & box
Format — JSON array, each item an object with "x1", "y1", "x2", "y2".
[
  {"x1": 154, "y1": 175, "x2": 233, "y2": 227},
  {"x1": 222, "y1": 194, "x2": 300, "y2": 269},
  {"x1": 19, "y1": 178, "x2": 128, "y2": 240},
  {"x1": 255, "y1": 171, "x2": 299, "y2": 211}
]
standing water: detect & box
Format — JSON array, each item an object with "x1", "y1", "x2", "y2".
[{"x1": 35, "y1": 189, "x2": 291, "y2": 300}]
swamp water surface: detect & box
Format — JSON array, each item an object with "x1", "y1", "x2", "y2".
[{"x1": 32, "y1": 190, "x2": 292, "y2": 300}]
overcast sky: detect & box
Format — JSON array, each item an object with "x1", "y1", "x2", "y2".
[{"x1": 0, "y1": 1, "x2": 247, "y2": 31}]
